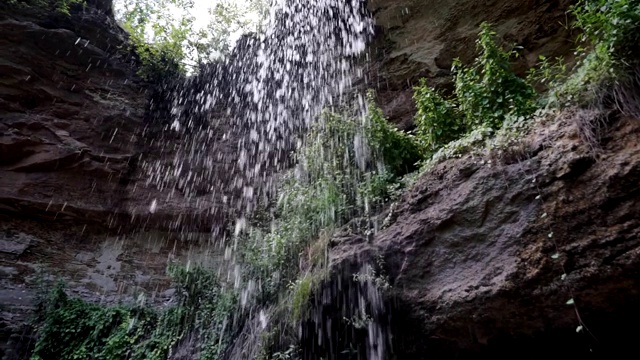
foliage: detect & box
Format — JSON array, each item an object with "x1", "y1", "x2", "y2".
[
  {"x1": 241, "y1": 113, "x2": 360, "y2": 302},
  {"x1": 53, "y1": 0, "x2": 83, "y2": 14},
  {"x1": 204, "y1": 0, "x2": 267, "y2": 56},
  {"x1": 412, "y1": 22, "x2": 537, "y2": 156},
  {"x1": 413, "y1": 78, "x2": 465, "y2": 151},
  {"x1": 271, "y1": 345, "x2": 300, "y2": 360},
  {"x1": 573, "y1": 0, "x2": 640, "y2": 63},
  {"x1": 288, "y1": 275, "x2": 313, "y2": 322},
  {"x1": 546, "y1": 0, "x2": 640, "y2": 109},
  {"x1": 240, "y1": 95, "x2": 420, "y2": 309},
  {"x1": 31, "y1": 283, "x2": 161, "y2": 360},
  {"x1": 527, "y1": 55, "x2": 568, "y2": 92},
  {"x1": 115, "y1": 0, "x2": 198, "y2": 80},
  {"x1": 453, "y1": 23, "x2": 537, "y2": 130},
  {"x1": 237, "y1": 96, "x2": 419, "y2": 358},
  {"x1": 114, "y1": 0, "x2": 267, "y2": 79},
  {"x1": 358, "y1": 171, "x2": 397, "y2": 204},
  {"x1": 31, "y1": 266, "x2": 238, "y2": 360},
  {"x1": 365, "y1": 90, "x2": 423, "y2": 176}
]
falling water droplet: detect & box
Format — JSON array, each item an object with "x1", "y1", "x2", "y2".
[{"x1": 149, "y1": 199, "x2": 157, "y2": 213}]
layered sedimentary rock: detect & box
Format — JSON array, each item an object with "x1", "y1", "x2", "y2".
[
  {"x1": 367, "y1": 0, "x2": 575, "y2": 128},
  {"x1": 325, "y1": 110, "x2": 640, "y2": 359},
  {"x1": 0, "y1": 3, "x2": 229, "y2": 358}
]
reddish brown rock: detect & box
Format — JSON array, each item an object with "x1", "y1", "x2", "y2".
[
  {"x1": 366, "y1": 0, "x2": 576, "y2": 127},
  {"x1": 326, "y1": 110, "x2": 640, "y2": 359},
  {"x1": 0, "y1": 3, "x2": 228, "y2": 358}
]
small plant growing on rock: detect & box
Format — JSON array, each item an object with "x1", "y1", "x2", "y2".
[
  {"x1": 412, "y1": 22, "x2": 538, "y2": 162},
  {"x1": 558, "y1": 0, "x2": 640, "y2": 116},
  {"x1": 453, "y1": 22, "x2": 537, "y2": 130},
  {"x1": 413, "y1": 78, "x2": 465, "y2": 151},
  {"x1": 365, "y1": 90, "x2": 423, "y2": 177}
]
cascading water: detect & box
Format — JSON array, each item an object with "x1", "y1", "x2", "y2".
[
  {"x1": 142, "y1": 0, "x2": 373, "y2": 225},
  {"x1": 139, "y1": 0, "x2": 394, "y2": 358}
]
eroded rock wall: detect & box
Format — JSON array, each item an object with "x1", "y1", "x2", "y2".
[
  {"x1": 327, "y1": 110, "x2": 640, "y2": 358},
  {"x1": 367, "y1": 0, "x2": 576, "y2": 128},
  {"x1": 0, "y1": 3, "x2": 230, "y2": 358}
]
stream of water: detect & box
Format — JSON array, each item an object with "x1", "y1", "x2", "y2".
[{"x1": 142, "y1": 0, "x2": 390, "y2": 357}]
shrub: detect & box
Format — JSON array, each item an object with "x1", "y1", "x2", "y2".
[
  {"x1": 563, "y1": 0, "x2": 640, "y2": 115},
  {"x1": 413, "y1": 78, "x2": 465, "y2": 151},
  {"x1": 453, "y1": 22, "x2": 537, "y2": 129},
  {"x1": 574, "y1": 0, "x2": 640, "y2": 64},
  {"x1": 365, "y1": 90, "x2": 423, "y2": 176},
  {"x1": 412, "y1": 23, "x2": 537, "y2": 156}
]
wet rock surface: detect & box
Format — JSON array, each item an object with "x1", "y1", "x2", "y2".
[
  {"x1": 366, "y1": 0, "x2": 576, "y2": 128},
  {"x1": 329, "y1": 111, "x2": 640, "y2": 358},
  {"x1": 0, "y1": 3, "x2": 229, "y2": 358}
]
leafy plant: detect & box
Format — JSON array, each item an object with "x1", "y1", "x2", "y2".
[
  {"x1": 554, "y1": 0, "x2": 640, "y2": 114},
  {"x1": 573, "y1": 0, "x2": 640, "y2": 63},
  {"x1": 413, "y1": 78, "x2": 465, "y2": 151},
  {"x1": 453, "y1": 22, "x2": 537, "y2": 130},
  {"x1": 6, "y1": 0, "x2": 85, "y2": 14},
  {"x1": 365, "y1": 90, "x2": 423, "y2": 176},
  {"x1": 31, "y1": 266, "x2": 238, "y2": 360},
  {"x1": 411, "y1": 22, "x2": 537, "y2": 159},
  {"x1": 527, "y1": 55, "x2": 568, "y2": 91}
]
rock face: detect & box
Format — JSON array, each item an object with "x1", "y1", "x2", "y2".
[
  {"x1": 0, "y1": 3, "x2": 229, "y2": 359},
  {"x1": 326, "y1": 109, "x2": 640, "y2": 359},
  {"x1": 0, "y1": 8, "x2": 143, "y2": 221},
  {"x1": 2, "y1": 0, "x2": 639, "y2": 359},
  {"x1": 367, "y1": 0, "x2": 575, "y2": 128}
]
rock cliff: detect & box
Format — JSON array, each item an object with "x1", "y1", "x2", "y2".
[
  {"x1": 367, "y1": 0, "x2": 575, "y2": 128},
  {"x1": 301, "y1": 1, "x2": 640, "y2": 358},
  {"x1": 1, "y1": 0, "x2": 639, "y2": 359},
  {"x1": 320, "y1": 108, "x2": 640, "y2": 358},
  {"x1": 0, "y1": 2, "x2": 227, "y2": 358}
]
